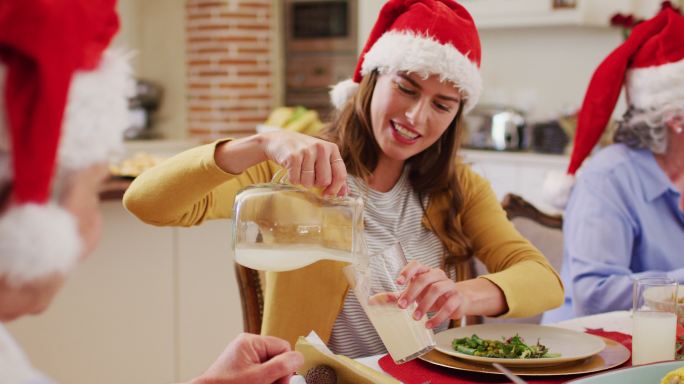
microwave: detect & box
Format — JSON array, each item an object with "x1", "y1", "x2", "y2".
[{"x1": 284, "y1": 0, "x2": 357, "y2": 53}]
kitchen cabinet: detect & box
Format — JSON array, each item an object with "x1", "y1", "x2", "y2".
[
  {"x1": 460, "y1": 0, "x2": 636, "y2": 29},
  {"x1": 360, "y1": 0, "x2": 664, "y2": 31}
]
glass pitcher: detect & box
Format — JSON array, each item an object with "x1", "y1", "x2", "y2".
[{"x1": 232, "y1": 172, "x2": 364, "y2": 272}]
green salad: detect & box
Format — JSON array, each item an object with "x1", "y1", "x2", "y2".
[{"x1": 452, "y1": 334, "x2": 561, "y2": 359}]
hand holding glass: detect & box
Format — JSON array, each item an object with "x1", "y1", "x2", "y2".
[{"x1": 345, "y1": 243, "x2": 435, "y2": 363}]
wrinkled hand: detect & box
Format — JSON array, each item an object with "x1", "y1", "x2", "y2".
[
  {"x1": 192, "y1": 333, "x2": 304, "y2": 384},
  {"x1": 396, "y1": 260, "x2": 469, "y2": 329},
  {"x1": 261, "y1": 131, "x2": 347, "y2": 196},
  {"x1": 0, "y1": 273, "x2": 65, "y2": 322}
]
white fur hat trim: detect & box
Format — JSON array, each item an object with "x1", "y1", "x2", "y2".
[
  {"x1": 0, "y1": 204, "x2": 81, "y2": 286},
  {"x1": 626, "y1": 58, "x2": 684, "y2": 110},
  {"x1": 330, "y1": 31, "x2": 482, "y2": 113},
  {"x1": 58, "y1": 49, "x2": 134, "y2": 170},
  {"x1": 362, "y1": 31, "x2": 481, "y2": 113},
  {"x1": 542, "y1": 170, "x2": 576, "y2": 210}
]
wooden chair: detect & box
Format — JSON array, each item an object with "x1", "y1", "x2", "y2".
[
  {"x1": 471, "y1": 193, "x2": 564, "y2": 324},
  {"x1": 501, "y1": 193, "x2": 563, "y2": 230},
  {"x1": 234, "y1": 263, "x2": 264, "y2": 334}
]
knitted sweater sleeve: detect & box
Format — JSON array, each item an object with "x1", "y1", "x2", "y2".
[{"x1": 123, "y1": 140, "x2": 277, "y2": 226}]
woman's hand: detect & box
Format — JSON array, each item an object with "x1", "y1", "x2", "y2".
[
  {"x1": 260, "y1": 131, "x2": 347, "y2": 196},
  {"x1": 396, "y1": 260, "x2": 508, "y2": 328},
  {"x1": 396, "y1": 260, "x2": 470, "y2": 329},
  {"x1": 215, "y1": 131, "x2": 348, "y2": 196},
  {"x1": 190, "y1": 333, "x2": 304, "y2": 384}
]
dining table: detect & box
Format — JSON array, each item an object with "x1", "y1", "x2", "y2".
[{"x1": 290, "y1": 310, "x2": 634, "y2": 383}]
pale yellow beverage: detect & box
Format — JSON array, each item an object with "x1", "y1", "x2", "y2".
[
  {"x1": 632, "y1": 311, "x2": 677, "y2": 365},
  {"x1": 235, "y1": 244, "x2": 353, "y2": 271},
  {"x1": 363, "y1": 292, "x2": 435, "y2": 363}
]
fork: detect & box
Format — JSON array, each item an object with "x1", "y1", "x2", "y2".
[{"x1": 492, "y1": 362, "x2": 528, "y2": 384}]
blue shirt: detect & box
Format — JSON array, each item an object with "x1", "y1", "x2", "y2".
[{"x1": 543, "y1": 144, "x2": 684, "y2": 322}]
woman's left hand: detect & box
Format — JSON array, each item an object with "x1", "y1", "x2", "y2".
[{"x1": 396, "y1": 260, "x2": 469, "y2": 329}]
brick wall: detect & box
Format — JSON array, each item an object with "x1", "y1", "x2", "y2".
[{"x1": 186, "y1": 0, "x2": 273, "y2": 140}]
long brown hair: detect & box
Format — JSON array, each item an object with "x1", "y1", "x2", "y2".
[{"x1": 320, "y1": 70, "x2": 473, "y2": 264}]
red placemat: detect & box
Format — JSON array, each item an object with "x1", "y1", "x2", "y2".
[{"x1": 378, "y1": 329, "x2": 631, "y2": 384}]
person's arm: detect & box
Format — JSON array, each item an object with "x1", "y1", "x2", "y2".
[
  {"x1": 396, "y1": 165, "x2": 562, "y2": 326},
  {"x1": 397, "y1": 263, "x2": 506, "y2": 329},
  {"x1": 458, "y1": 165, "x2": 564, "y2": 318},
  {"x1": 123, "y1": 140, "x2": 276, "y2": 226},
  {"x1": 124, "y1": 131, "x2": 347, "y2": 226}
]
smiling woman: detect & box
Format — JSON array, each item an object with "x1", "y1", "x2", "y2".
[{"x1": 123, "y1": 0, "x2": 563, "y2": 359}]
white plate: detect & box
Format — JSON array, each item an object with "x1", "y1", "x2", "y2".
[{"x1": 434, "y1": 323, "x2": 606, "y2": 367}]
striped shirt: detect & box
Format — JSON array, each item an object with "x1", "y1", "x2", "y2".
[{"x1": 327, "y1": 169, "x2": 449, "y2": 358}]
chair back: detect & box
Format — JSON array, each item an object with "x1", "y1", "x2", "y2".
[
  {"x1": 234, "y1": 263, "x2": 264, "y2": 334},
  {"x1": 472, "y1": 193, "x2": 564, "y2": 324}
]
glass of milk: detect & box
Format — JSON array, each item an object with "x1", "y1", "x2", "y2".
[
  {"x1": 347, "y1": 243, "x2": 435, "y2": 363},
  {"x1": 632, "y1": 277, "x2": 678, "y2": 365}
]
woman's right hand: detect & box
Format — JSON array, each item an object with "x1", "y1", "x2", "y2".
[
  {"x1": 215, "y1": 131, "x2": 348, "y2": 196},
  {"x1": 259, "y1": 131, "x2": 347, "y2": 195}
]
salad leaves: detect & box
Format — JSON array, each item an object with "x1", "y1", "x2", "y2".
[{"x1": 452, "y1": 334, "x2": 561, "y2": 359}]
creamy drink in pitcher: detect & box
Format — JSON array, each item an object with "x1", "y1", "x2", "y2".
[
  {"x1": 235, "y1": 244, "x2": 353, "y2": 271},
  {"x1": 363, "y1": 292, "x2": 435, "y2": 363},
  {"x1": 632, "y1": 311, "x2": 677, "y2": 365}
]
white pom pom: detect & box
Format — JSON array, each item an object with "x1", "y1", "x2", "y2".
[
  {"x1": 329, "y1": 78, "x2": 359, "y2": 110},
  {"x1": 0, "y1": 204, "x2": 81, "y2": 286},
  {"x1": 542, "y1": 171, "x2": 576, "y2": 210}
]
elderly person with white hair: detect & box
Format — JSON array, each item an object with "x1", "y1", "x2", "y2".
[
  {"x1": 0, "y1": 1, "x2": 302, "y2": 382},
  {"x1": 543, "y1": 5, "x2": 684, "y2": 322}
]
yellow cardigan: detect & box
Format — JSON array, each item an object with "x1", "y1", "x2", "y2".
[{"x1": 123, "y1": 141, "x2": 564, "y2": 347}]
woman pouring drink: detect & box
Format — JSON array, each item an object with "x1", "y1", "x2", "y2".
[{"x1": 124, "y1": 0, "x2": 564, "y2": 357}]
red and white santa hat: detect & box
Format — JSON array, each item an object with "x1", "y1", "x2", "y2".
[
  {"x1": 544, "y1": 6, "x2": 684, "y2": 209},
  {"x1": 330, "y1": 0, "x2": 482, "y2": 113},
  {"x1": 0, "y1": 0, "x2": 132, "y2": 285}
]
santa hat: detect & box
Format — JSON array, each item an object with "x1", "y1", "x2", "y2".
[
  {"x1": 0, "y1": 0, "x2": 132, "y2": 285},
  {"x1": 544, "y1": 6, "x2": 684, "y2": 209},
  {"x1": 330, "y1": 0, "x2": 482, "y2": 113}
]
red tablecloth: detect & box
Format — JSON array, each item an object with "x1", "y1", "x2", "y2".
[{"x1": 378, "y1": 329, "x2": 632, "y2": 384}]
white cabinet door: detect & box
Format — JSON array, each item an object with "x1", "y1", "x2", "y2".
[
  {"x1": 459, "y1": 0, "x2": 634, "y2": 28},
  {"x1": 176, "y1": 219, "x2": 243, "y2": 382}
]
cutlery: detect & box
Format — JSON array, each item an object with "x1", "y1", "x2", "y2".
[{"x1": 492, "y1": 362, "x2": 528, "y2": 384}]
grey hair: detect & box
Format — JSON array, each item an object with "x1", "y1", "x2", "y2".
[{"x1": 613, "y1": 102, "x2": 683, "y2": 154}]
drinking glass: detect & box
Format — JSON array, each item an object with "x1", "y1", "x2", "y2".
[
  {"x1": 346, "y1": 243, "x2": 435, "y2": 363},
  {"x1": 632, "y1": 277, "x2": 678, "y2": 365}
]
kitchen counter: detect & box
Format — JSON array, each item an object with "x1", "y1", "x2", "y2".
[{"x1": 101, "y1": 138, "x2": 201, "y2": 200}]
